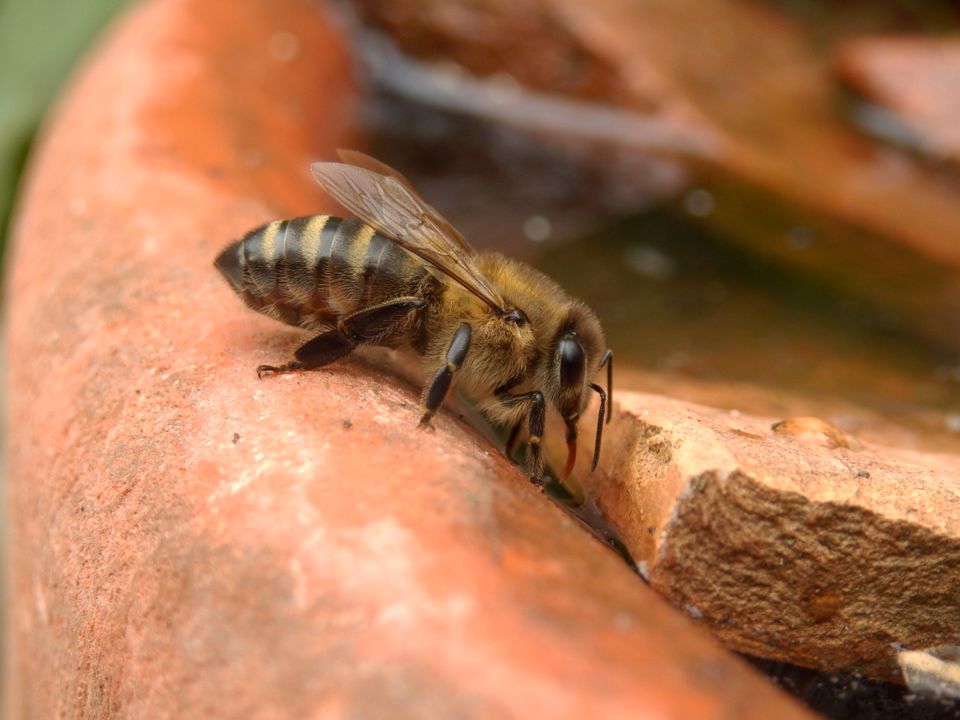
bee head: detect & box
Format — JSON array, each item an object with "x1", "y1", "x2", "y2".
[{"x1": 552, "y1": 306, "x2": 612, "y2": 480}]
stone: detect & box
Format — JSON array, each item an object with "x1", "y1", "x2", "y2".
[
  {"x1": 573, "y1": 390, "x2": 960, "y2": 681},
  {"x1": 834, "y1": 35, "x2": 960, "y2": 162},
  {"x1": 899, "y1": 646, "x2": 960, "y2": 700}
]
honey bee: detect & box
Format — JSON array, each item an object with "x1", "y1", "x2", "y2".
[{"x1": 215, "y1": 151, "x2": 612, "y2": 485}]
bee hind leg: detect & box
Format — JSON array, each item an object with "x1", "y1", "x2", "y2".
[
  {"x1": 256, "y1": 361, "x2": 303, "y2": 378},
  {"x1": 419, "y1": 323, "x2": 472, "y2": 430},
  {"x1": 256, "y1": 331, "x2": 356, "y2": 378},
  {"x1": 256, "y1": 297, "x2": 426, "y2": 379},
  {"x1": 339, "y1": 297, "x2": 426, "y2": 343}
]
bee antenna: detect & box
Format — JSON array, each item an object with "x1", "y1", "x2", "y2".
[
  {"x1": 562, "y1": 418, "x2": 578, "y2": 480},
  {"x1": 599, "y1": 350, "x2": 613, "y2": 423},
  {"x1": 589, "y1": 382, "x2": 607, "y2": 471}
]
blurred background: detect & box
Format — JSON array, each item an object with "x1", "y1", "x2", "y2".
[
  {"x1": 338, "y1": 0, "x2": 960, "y2": 458},
  {"x1": 0, "y1": 0, "x2": 130, "y2": 244},
  {"x1": 3, "y1": 0, "x2": 960, "y2": 718},
  {"x1": 2, "y1": 0, "x2": 960, "y2": 446}
]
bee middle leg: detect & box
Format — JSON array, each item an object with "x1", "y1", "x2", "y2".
[
  {"x1": 419, "y1": 323, "x2": 471, "y2": 429},
  {"x1": 498, "y1": 391, "x2": 546, "y2": 486},
  {"x1": 257, "y1": 297, "x2": 426, "y2": 378}
]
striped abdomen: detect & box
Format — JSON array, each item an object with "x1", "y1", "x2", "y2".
[{"x1": 215, "y1": 215, "x2": 435, "y2": 332}]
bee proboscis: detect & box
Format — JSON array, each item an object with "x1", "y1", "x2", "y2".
[{"x1": 215, "y1": 150, "x2": 612, "y2": 485}]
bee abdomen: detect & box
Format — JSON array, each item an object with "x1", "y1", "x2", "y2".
[{"x1": 215, "y1": 215, "x2": 431, "y2": 331}]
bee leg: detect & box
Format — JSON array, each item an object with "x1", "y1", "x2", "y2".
[
  {"x1": 338, "y1": 297, "x2": 426, "y2": 343},
  {"x1": 256, "y1": 361, "x2": 302, "y2": 378},
  {"x1": 419, "y1": 323, "x2": 472, "y2": 430},
  {"x1": 257, "y1": 330, "x2": 356, "y2": 378},
  {"x1": 498, "y1": 391, "x2": 546, "y2": 486},
  {"x1": 257, "y1": 297, "x2": 426, "y2": 379},
  {"x1": 525, "y1": 392, "x2": 546, "y2": 486}
]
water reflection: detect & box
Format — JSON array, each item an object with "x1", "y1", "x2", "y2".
[
  {"x1": 536, "y1": 194, "x2": 960, "y2": 451},
  {"x1": 361, "y1": 93, "x2": 960, "y2": 453}
]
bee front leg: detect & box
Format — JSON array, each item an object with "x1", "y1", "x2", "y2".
[
  {"x1": 419, "y1": 323, "x2": 472, "y2": 430},
  {"x1": 498, "y1": 391, "x2": 546, "y2": 486}
]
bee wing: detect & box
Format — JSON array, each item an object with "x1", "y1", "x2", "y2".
[
  {"x1": 335, "y1": 149, "x2": 475, "y2": 256},
  {"x1": 311, "y1": 158, "x2": 507, "y2": 312}
]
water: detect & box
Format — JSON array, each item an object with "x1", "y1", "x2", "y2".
[
  {"x1": 539, "y1": 192, "x2": 960, "y2": 448},
  {"x1": 363, "y1": 93, "x2": 960, "y2": 453}
]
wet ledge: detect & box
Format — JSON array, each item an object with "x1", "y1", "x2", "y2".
[
  {"x1": 580, "y1": 390, "x2": 960, "y2": 681},
  {"x1": 2, "y1": 0, "x2": 816, "y2": 717}
]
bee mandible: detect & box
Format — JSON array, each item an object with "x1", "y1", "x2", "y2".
[{"x1": 215, "y1": 151, "x2": 613, "y2": 485}]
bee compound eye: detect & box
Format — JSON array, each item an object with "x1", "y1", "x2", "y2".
[{"x1": 559, "y1": 336, "x2": 586, "y2": 389}]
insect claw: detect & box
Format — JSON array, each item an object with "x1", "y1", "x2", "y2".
[
  {"x1": 256, "y1": 364, "x2": 278, "y2": 379},
  {"x1": 256, "y1": 361, "x2": 303, "y2": 379}
]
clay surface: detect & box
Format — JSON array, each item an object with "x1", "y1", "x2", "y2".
[{"x1": 3, "y1": 0, "x2": 815, "y2": 718}]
